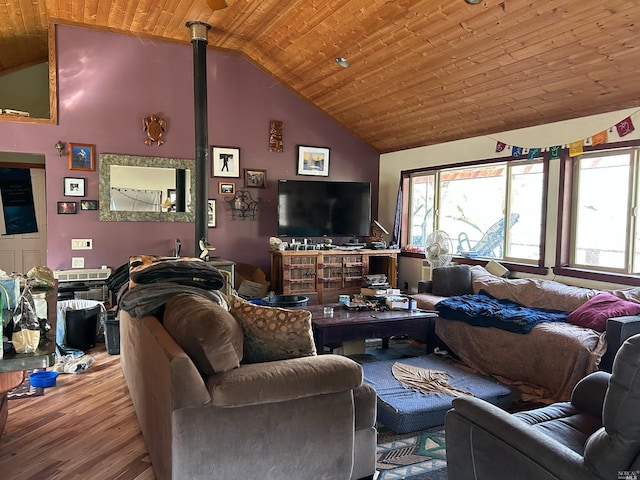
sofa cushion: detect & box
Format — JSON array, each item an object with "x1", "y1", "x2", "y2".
[
  {"x1": 228, "y1": 295, "x2": 316, "y2": 363},
  {"x1": 163, "y1": 294, "x2": 243, "y2": 375},
  {"x1": 567, "y1": 293, "x2": 640, "y2": 332},
  {"x1": 432, "y1": 265, "x2": 472, "y2": 297}
]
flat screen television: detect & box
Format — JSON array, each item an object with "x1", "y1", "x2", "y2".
[{"x1": 278, "y1": 180, "x2": 371, "y2": 238}]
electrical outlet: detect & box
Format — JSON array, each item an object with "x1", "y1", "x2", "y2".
[
  {"x1": 71, "y1": 257, "x2": 85, "y2": 268},
  {"x1": 71, "y1": 239, "x2": 93, "y2": 250}
]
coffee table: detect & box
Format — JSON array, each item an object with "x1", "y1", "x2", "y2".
[{"x1": 303, "y1": 304, "x2": 437, "y2": 354}]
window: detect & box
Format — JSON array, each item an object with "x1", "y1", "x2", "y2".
[
  {"x1": 570, "y1": 149, "x2": 636, "y2": 273},
  {"x1": 404, "y1": 158, "x2": 546, "y2": 265}
]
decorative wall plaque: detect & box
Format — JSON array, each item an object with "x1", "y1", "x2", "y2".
[{"x1": 269, "y1": 120, "x2": 284, "y2": 152}]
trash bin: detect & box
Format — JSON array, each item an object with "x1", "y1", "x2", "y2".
[
  {"x1": 104, "y1": 311, "x2": 120, "y2": 355},
  {"x1": 65, "y1": 305, "x2": 101, "y2": 351},
  {"x1": 260, "y1": 295, "x2": 309, "y2": 308},
  {"x1": 57, "y1": 299, "x2": 105, "y2": 353}
]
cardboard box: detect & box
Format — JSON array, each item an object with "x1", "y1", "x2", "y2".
[
  {"x1": 385, "y1": 295, "x2": 410, "y2": 310},
  {"x1": 234, "y1": 262, "x2": 270, "y2": 299}
]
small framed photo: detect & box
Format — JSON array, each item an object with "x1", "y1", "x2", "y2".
[
  {"x1": 68, "y1": 143, "x2": 95, "y2": 171},
  {"x1": 80, "y1": 200, "x2": 98, "y2": 211},
  {"x1": 244, "y1": 168, "x2": 267, "y2": 188},
  {"x1": 207, "y1": 199, "x2": 216, "y2": 228},
  {"x1": 211, "y1": 146, "x2": 240, "y2": 178},
  {"x1": 297, "y1": 145, "x2": 330, "y2": 176},
  {"x1": 57, "y1": 201, "x2": 77, "y2": 214},
  {"x1": 219, "y1": 182, "x2": 235, "y2": 195},
  {"x1": 63, "y1": 177, "x2": 86, "y2": 197}
]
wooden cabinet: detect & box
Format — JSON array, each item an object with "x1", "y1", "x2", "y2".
[{"x1": 270, "y1": 249, "x2": 399, "y2": 304}]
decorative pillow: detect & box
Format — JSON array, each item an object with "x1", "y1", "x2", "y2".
[
  {"x1": 228, "y1": 294, "x2": 316, "y2": 363},
  {"x1": 163, "y1": 294, "x2": 243, "y2": 375},
  {"x1": 567, "y1": 292, "x2": 640, "y2": 332},
  {"x1": 431, "y1": 265, "x2": 472, "y2": 297}
]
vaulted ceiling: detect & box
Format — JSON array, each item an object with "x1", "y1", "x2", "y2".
[{"x1": 2, "y1": 0, "x2": 639, "y2": 153}]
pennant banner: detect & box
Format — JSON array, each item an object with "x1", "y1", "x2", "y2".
[
  {"x1": 591, "y1": 130, "x2": 607, "y2": 146},
  {"x1": 569, "y1": 140, "x2": 584, "y2": 157},
  {"x1": 616, "y1": 117, "x2": 635, "y2": 137},
  {"x1": 495, "y1": 141, "x2": 506, "y2": 152},
  {"x1": 549, "y1": 145, "x2": 562, "y2": 160},
  {"x1": 512, "y1": 146, "x2": 523, "y2": 157},
  {"x1": 527, "y1": 147, "x2": 541, "y2": 160}
]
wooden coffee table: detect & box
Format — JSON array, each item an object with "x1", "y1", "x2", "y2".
[{"x1": 303, "y1": 304, "x2": 437, "y2": 354}]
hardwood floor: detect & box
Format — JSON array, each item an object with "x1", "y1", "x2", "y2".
[{"x1": 0, "y1": 345, "x2": 156, "y2": 480}]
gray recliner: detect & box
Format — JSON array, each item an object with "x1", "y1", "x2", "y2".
[{"x1": 445, "y1": 333, "x2": 640, "y2": 480}]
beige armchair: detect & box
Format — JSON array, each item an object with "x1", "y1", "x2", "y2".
[{"x1": 445, "y1": 333, "x2": 640, "y2": 480}]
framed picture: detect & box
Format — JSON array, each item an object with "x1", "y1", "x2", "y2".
[
  {"x1": 297, "y1": 145, "x2": 330, "y2": 176},
  {"x1": 219, "y1": 182, "x2": 235, "y2": 195},
  {"x1": 80, "y1": 200, "x2": 98, "y2": 211},
  {"x1": 57, "y1": 201, "x2": 77, "y2": 214},
  {"x1": 63, "y1": 177, "x2": 86, "y2": 197},
  {"x1": 211, "y1": 146, "x2": 240, "y2": 178},
  {"x1": 68, "y1": 143, "x2": 95, "y2": 171},
  {"x1": 244, "y1": 168, "x2": 267, "y2": 188},
  {"x1": 207, "y1": 199, "x2": 216, "y2": 228}
]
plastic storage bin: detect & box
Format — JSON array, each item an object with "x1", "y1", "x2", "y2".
[
  {"x1": 104, "y1": 311, "x2": 120, "y2": 355},
  {"x1": 261, "y1": 295, "x2": 309, "y2": 308}
]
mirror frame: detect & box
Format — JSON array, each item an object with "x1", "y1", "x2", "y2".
[
  {"x1": 99, "y1": 153, "x2": 196, "y2": 222},
  {"x1": 0, "y1": 21, "x2": 57, "y2": 124}
]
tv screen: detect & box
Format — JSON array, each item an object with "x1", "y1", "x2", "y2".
[{"x1": 278, "y1": 180, "x2": 371, "y2": 238}]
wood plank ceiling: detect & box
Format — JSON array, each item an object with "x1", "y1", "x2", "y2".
[{"x1": 1, "y1": 0, "x2": 639, "y2": 153}]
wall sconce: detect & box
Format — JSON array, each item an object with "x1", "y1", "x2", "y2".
[
  {"x1": 54, "y1": 140, "x2": 66, "y2": 156},
  {"x1": 224, "y1": 190, "x2": 260, "y2": 221}
]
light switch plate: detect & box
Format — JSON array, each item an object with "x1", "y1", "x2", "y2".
[{"x1": 71, "y1": 239, "x2": 93, "y2": 250}]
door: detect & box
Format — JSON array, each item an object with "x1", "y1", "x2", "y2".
[{"x1": 0, "y1": 168, "x2": 47, "y2": 274}]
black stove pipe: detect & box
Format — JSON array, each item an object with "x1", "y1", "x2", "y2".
[{"x1": 187, "y1": 21, "x2": 211, "y2": 258}]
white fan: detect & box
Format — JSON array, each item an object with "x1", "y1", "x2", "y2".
[{"x1": 425, "y1": 230, "x2": 453, "y2": 276}]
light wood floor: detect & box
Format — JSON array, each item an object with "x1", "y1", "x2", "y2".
[{"x1": 0, "y1": 344, "x2": 156, "y2": 480}]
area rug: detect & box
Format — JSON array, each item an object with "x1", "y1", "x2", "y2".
[
  {"x1": 7, "y1": 369, "x2": 44, "y2": 400},
  {"x1": 376, "y1": 426, "x2": 447, "y2": 480}
]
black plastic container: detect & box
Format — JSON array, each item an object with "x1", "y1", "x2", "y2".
[
  {"x1": 65, "y1": 305, "x2": 100, "y2": 351},
  {"x1": 104, "y1": 311, "x2": 120, "y2": 355},
  {"x1": 260, "y1": 295, "x2": 309, "y2": 308}
]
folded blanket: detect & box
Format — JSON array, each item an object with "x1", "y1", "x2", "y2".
[
  {"x1": 119, "y1": 282, "x2": 228, "y2": 319},
  {"x1": 435, "y1": 290, "x2": 568, "y2": 334},
  {"x1": 129, "y1": 255, "x2": 225, "y2": 290}
]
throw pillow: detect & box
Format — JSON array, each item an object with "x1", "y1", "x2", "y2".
[
  {"x1": 567, "y1": 292, "x2": 640, "y2": 332},
  {"x1": 431, "y1": 265, "x2": 472, "y2": 297},
  {"x1": 228, "y1": 294, "x2": 316, "y2": 363},
  {"x1": 163, "y1": 294, "x2": 243, "y2": 375}
]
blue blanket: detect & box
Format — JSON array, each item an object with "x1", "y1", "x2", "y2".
[{"x1": 435, "y1": 290, "x2": 568, "y2": 334}]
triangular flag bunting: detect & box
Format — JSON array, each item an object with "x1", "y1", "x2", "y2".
[
  {"x1": 512, "y1": 146, "x2": 523, "y2": 157},
  {"x1": 591, "y1": 130, "x2": 607, "y2": 146},
  {"x1": 549, "y1": 145, "x2": 561, "y2": 160},
  {"x1": 527, "y1": 147, "x2": 541, "y2": 160},
  {"x1": 495, "y1": 141, "x2": 506, "y2": 152},
  {"x1": 616, "y1": 117, "x2": 635, "y2": 137},
  {"x1": 569, "y1": 140, "x2": 584, "y2": 157}
]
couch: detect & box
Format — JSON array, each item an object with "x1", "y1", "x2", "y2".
[
  {"x1": 444, "y1": 333, "x2": 640, "y2": 480},
  {"x1": 119, "y1": 292, "x2": 377, "y2": 480},
  {"x1": 413, "y1": 265, "x2": 640, "y2": 403}
]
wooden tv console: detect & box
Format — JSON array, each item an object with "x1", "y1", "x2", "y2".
[{"x1": 269, "y1": 249, "x2": 400, "y2": 305}]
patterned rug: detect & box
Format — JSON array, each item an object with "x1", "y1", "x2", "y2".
[
  {"x1": 7, "y1": 369, "x2": 45, "y2": 400},
  {"x1": 376, "y1": 426, "x2": 447, "y2": 480}
]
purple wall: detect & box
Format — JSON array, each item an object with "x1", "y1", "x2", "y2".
[{"x1": 0, "y1": 25, "x2": 379, "y2": 278}]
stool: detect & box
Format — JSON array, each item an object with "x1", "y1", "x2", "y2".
[{"x1": 362, "y1": 355, "x2": 512, "y2": 433}]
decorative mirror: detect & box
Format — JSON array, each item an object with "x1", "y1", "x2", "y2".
[{"x1": 99, "y1": 153, "x2": 195, "y2": 222}]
